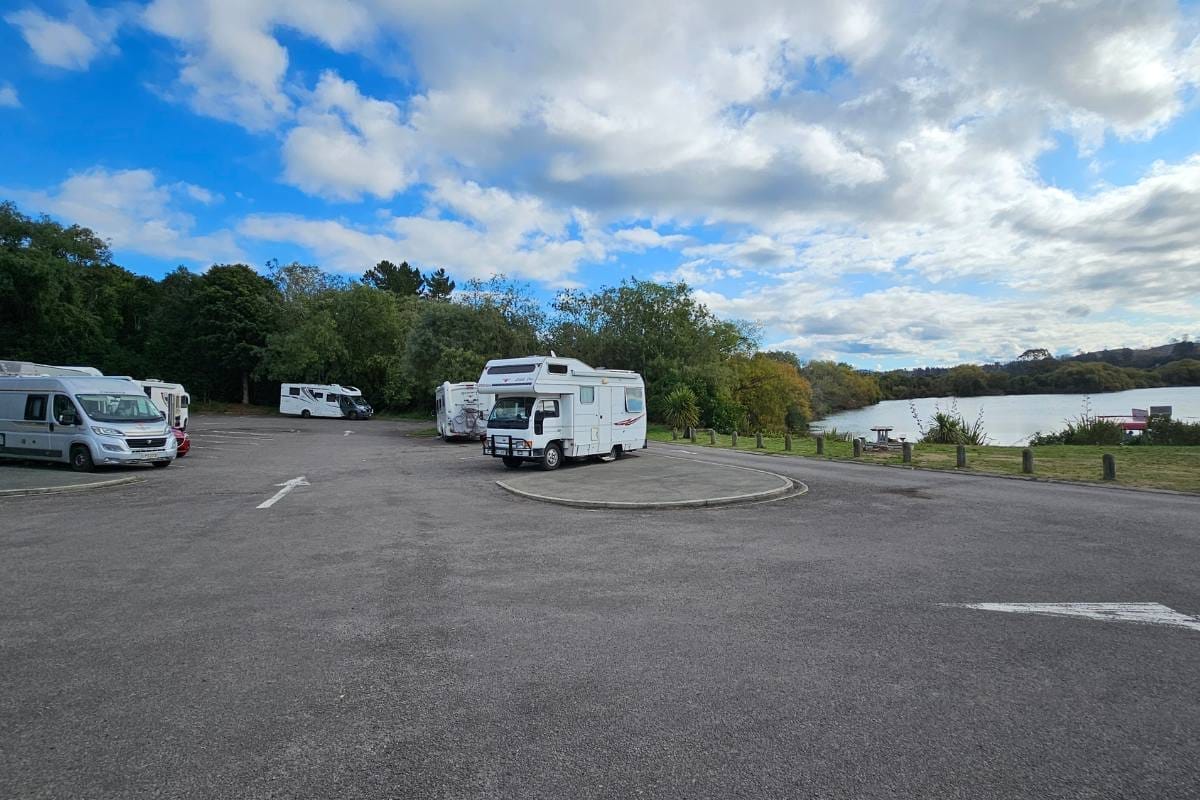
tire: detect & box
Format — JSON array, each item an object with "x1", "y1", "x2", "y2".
[
  {"x1": 502, "y1": 457, "x2": 523, "y2": 469},
  {"x1": 540, "y1": 443, "x2": 562, "y2": 471},
  {"x1": 301, "y1": 410, "x2": 311, "y2": 418},
  {"x1": 152, "y1": 460, "x2": 171, "y2": 469},
  {"x1": 610, "y1": 445, "x2": 623, "y2": 460},
  {"x1": 70, "y1": 445, "x2": 94, "y2": 473}
]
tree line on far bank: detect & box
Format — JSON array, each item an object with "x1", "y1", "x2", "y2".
[{"x1": 5, "y1": 202, "x2": 876, "y2": 433}]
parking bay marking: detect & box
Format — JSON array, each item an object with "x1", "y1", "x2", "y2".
[
  {"x1": 257, "y1": 476, "x2": 310, "y2": 509},
  {"x1": 945, "y1": 602, "x2": 1200, "y2": 632}
]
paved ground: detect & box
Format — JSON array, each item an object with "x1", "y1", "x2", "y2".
[
  {"x1": 2, "y1": 415, "x2": 1199, "y2": 799},
  {"x1": 0, "y1": 459, "x2": 149, "y2": 495},
  {"x1": 497, "y1": 449, "x2": 796, "y2": 507}
]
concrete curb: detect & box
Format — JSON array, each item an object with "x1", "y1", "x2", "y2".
[
  {"x1": 495, "y1": 457, "x2": 806, "y2": 510},
  {"x1": 655, "y1": 440, "x2": 1200, "y2": 498},
  {"x1": 0, "y1": 474, "x2": 144, "y2": 498}
]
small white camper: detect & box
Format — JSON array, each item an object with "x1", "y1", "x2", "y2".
[
  {"x1": 435, "y1": 382, "x2": 493, "y2": 441},
  {"x1": 135, "y1": 379, "x2": 190, "y2": 429},
  {"x1": 478, "y1": 356, "x2": 646, "y2": 470},
  {"x1": 280, "y1": 383, "x2": 373, "y2": 419}
]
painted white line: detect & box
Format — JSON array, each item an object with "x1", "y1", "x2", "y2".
[
  {"x1": 946, "y1": 602, "x2": 1200, "y2": 632},
  {"x1": 344, "y1": 430, "x2": 353, "y2": 437},
  {"x1": 256, "y1": 476, "x2": 309, "y2": 509}
]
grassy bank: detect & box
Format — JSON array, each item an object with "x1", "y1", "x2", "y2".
[{"x1": 648, "y1": 425, "x2": 1200, "y2": 493}]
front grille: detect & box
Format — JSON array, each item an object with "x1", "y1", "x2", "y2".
[{"x1": 127, "y1": 437, "x2": 167, "y2": 449}]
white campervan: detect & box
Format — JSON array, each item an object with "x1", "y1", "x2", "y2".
[
  {"x1": 135, "y1": 379, "x2": 190, "y2": 430},
  {"x1": 0, "y1": 375, "x2": 176, "y2": 471},
  {"x1": 479, "y1": 356, "x2": 646, "y2": 470},
  {"x1": 435, "y1": 382, "x2": 493, "y2": 441},
  {"x1": 280, "y1": 383, "x2": 374, "y2": 419}
]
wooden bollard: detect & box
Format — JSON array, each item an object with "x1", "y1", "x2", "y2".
[
  {"x1": 731, "y1": 431, "x2": 738, "y2": 447},
  {"x1": 756, "y1": 432, "x2": 764, "y2": 448},
  {"x1": 689, "y1": 427, "x2": 697, "y2": 443},
  {"x1": 784, "y1": 433, "x2": 792, "y2": 451},
  {"x1": 1022, "y1": 448, "x2": 1034, "y2": 474},
  {"x1": 816, "y1": 435, "x2": 824, "y2": 455},
  {"x1": 956, "y1": 445, "x2": 967, "y2": 468},
  {"x1": 1103, "y1": 453, "x2": 1116, "y2": 481},
  {"x1": 853, "y1": 438, "x2": 862, "y2": 458},
  {"x1": 709, "y1": 429, "x2": 716, "y2": 445},
  {"x1": 902, "y1": 441, "x2": 912, "y2": 463},
  {"x1": 672, "y1": 429, "x2": 678, "y2": 440}
]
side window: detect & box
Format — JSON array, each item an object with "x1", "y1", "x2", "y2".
[
  {"x1": 144, "y1": 387, "x2": 153, "y2": 397},
  {"x1": 328, "y1": 394, "x2": 339, "y2": 403},
  {"x1": 53, "y1": 394, "x2": 78, "y2": 425},
  {"x1": 313, "y1": 392, "x2": 323, "y2": 400},
  {"x1": 540, "y1": 400, "x2": 559, "y2": 417},
  {"x1": 24, "y1": 394, "x2": 48, "y2": 421},
  {"x1": 289, "y1": 387, "x2": 300, "y2": 396},
  {"x1": 181, "y1": 396, "x2": 190, "y2": 407},
  {"x1": 625, "y1": 388, "x2": 644, "y2": 413},
  {"x1": 547, "y1": 363, "x2": 568, "y2": 374},
  {"x1": 580, "y1": 386, "x2": 594, "y2": 404}
]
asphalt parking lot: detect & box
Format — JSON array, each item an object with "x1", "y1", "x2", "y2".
[{"x1": 3, "y1": 415, "x2": 1199, "y2": 798}]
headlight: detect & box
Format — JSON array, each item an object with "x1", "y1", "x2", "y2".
[{"x1": 91, "y1": 426, "x2": 124, "y2": 437}]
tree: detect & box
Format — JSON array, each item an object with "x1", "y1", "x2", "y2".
[
  {"x1": 421, "y1": 268, "x2": 455, "y2": 300},
  {"x1": 730, "y1": 354, "x2": 813, "y2": 433},
  {"x1": 1018, "y1": 348, "x2": 1053, "y2": 361},
  {"x1": 802, "y1": 360, "x2": 882, "y2": 417},
  {"x1": 363, "y1": 260, "x2": 422, "y2": 296},
  {"x1": 194, "y1": 264, "x2": 279, "y2": 404}
]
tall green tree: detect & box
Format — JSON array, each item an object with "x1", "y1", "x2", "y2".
[
  {"x1": 421, "y1": 267, "x2": 455, "y2": 300},
  {"x1": 363, "y1": 260, "x2": 422, "y2": 296},
  {"x1": 195, "y1": 264, "x2": 279, "y2": 403}
]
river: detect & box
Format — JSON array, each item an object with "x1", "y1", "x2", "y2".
[{"x1": 816, "y1": 386, "x2": 1200, "y2": 446}]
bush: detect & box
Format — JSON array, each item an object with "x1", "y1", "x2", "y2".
[
  {"x1": 1145, "y1": 415, "x2": 1200, "y2": 445},
  {"x1": 1029, "y1": 398, "x2": 1126, "y2": 446},
  {"x1": 911, "y1": 400, "x2": 988, "y2": 445},
  {"x1": 661, "y1": 385, "x2": 701, "y2": 433}
]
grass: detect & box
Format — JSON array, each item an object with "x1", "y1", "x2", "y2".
[{"x1": 648, "y1": 424, "x2": 1200, "y2": 494}]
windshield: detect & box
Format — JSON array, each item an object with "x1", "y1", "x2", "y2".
[
  {"x1": 76, "y1": 394, "x2": 164, "y2": 423},
  {"x1": 488, "y1": 397, "x2": 535, "y2": 429}
]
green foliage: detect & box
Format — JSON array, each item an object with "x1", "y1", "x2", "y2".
[
  {"x1": 912, "y1": 400, "x2": 988, "y2": 445},
  {"x1": 802, "y1": 360, "x2": 882, "y2": 417},
  {"x1": 661, "y1": 386, "x2": 701, "y2": 433},
  {"x1": 1029, "y1": 416, "x2": 1124, "y2": 446},
  {"x1": 421, "y1": 267, "x2": 455, "y2": 300},
  {"x1": 1143, "y1": 415, "x2": 1200, "y2": 446},
  {"x1": 362, "y1": 260, "x2": 422, "y2": 296},
  {"x1": 729, "y1": 354, "x2": 813, "y2": 433}
]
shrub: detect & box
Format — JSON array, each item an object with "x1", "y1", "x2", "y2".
[
  {"x1": 662, "y1": 385, "x2": 701, "y2": 433},
  {"x1": 911, "y1": 400, "x2": 988, "y2": 445},
  {"x1": 1029, "y1": 398, "x2": 1126, "y2": 446}
]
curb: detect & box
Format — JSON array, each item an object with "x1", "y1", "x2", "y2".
[
  {"x1": 495, "y1": 457, "x2": 806, "y2": 510},
  {"x1": 0, "y1": 474, "x2": 144, "y2": 498}
]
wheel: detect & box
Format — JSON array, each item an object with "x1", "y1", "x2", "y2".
[
  {"x1": 70, "y1": 445, "x2": 94, "y2": 473},
  {"x1": 502, "y1": 457, "x2": 523, "y2": 469},
  {"x1": 152, "y1": 460, "x2": 171, "y2": 469},
  {"x1": 300, "y1": 409, "x2": 311, "y2": 418},
  {"x1": 609, "y1": 445, "x2": 623, "y2": 460},
  {"x1": 540, "y1": 443, "x2": 562, "y2": 471}
]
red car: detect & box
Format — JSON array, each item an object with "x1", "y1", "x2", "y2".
[{"x1": 172, "y1": 426, "x2": 190, "y2": 457}]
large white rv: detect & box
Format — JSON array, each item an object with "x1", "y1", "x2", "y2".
[
  {"x1": 0, "y1": 375, "x2": 176, "y2": 471},
  {"x1": 280, "y1": 383, "x2": 374, "y2": 419},
  {"x1": 435, "y1": 382, "x2": 493, "y2": 441},
  {"x1": 135, "y1": 379, "x2": 190, "y2": 430},
  {"x1": 478, "y1": 356, "x2": 646, "y2": 470}
]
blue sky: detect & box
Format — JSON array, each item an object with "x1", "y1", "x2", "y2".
[{"x1": 3, "y1": 0, "x2": 1199, "y2": 369}]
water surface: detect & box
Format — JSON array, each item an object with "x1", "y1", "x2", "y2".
[{"x1": 817, "y1": 386, "x2": 1200, "y2": 445}]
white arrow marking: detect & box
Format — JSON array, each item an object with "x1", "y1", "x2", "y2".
[
  {"x1": 947, "y1": 602, "x2": 1200, "y2": 632},
  {"x1": 343, "y1": 430, "x2": 353, "y2": 437},
  {"x1": 257, "y1": 476, "x2": 310, "y2": 509}
]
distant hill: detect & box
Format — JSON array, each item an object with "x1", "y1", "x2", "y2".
[{"x1": 1066, "y1": 341, "x2": 1196, "y2": 370}]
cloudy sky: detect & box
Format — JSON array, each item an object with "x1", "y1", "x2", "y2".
[{"x1": 3, "y1": 0, "x2": 1199, "y2": 368}]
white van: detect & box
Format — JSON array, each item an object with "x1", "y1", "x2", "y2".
[
  {"x1": 478, "y1": 356, "x2": 646, "y2": 470},
  {"x1": 435, "y1": 382, "x2": 493, "y2": 441},
  {"x1": 0, "y1": 375, "x2": 176, "y2": 471},
  {"x1": 135, "y1": 379, "x2": 190, "y2": 430},
  {"x1": 280, "y1": 383, "x2": 373, "y2": 419}
]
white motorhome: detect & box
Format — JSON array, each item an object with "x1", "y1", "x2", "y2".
[
  {"x1": 435, "y1": 382, "x2": 493, "y2": 441},
  {"x1": 135, "y1": 379, "x2": 191, "y2": 430},
  {"x1": 0, "y1": 375, "x2": 176, "y2": 471},
  {"x1": 0, "y1": 360, "x2": 102, "y2": 377},
  {"x1": 280, "y1": 383, "x2": 374, "y2": 419},
  {"x1": 478, "y1": 356, "x2": 646, "y2": 470}
]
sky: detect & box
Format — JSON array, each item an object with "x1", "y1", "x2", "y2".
[{"x1": 2, "y1": 0, "x2": 1199, "y2": 370}]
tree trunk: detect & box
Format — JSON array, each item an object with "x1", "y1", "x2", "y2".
[{"x1": 241, "y1": 370, "x2": 250, "y2": 405}]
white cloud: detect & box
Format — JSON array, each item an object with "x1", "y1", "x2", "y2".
[
  {"x1": 141, "y1": 0, "x2": 374, "y2": 130},
  {"x1": 5, "y1": 168, "x2": 243, "y2": 264},
  {"x1": 5, "y1": 2, "x2": 121, "y2": 70},
  {"x1": 0, "y1": 83, "x2": 19, "y2": 108},
  {"x1": 282, "y1": 71, "x2": 418, "y2": 200}
]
